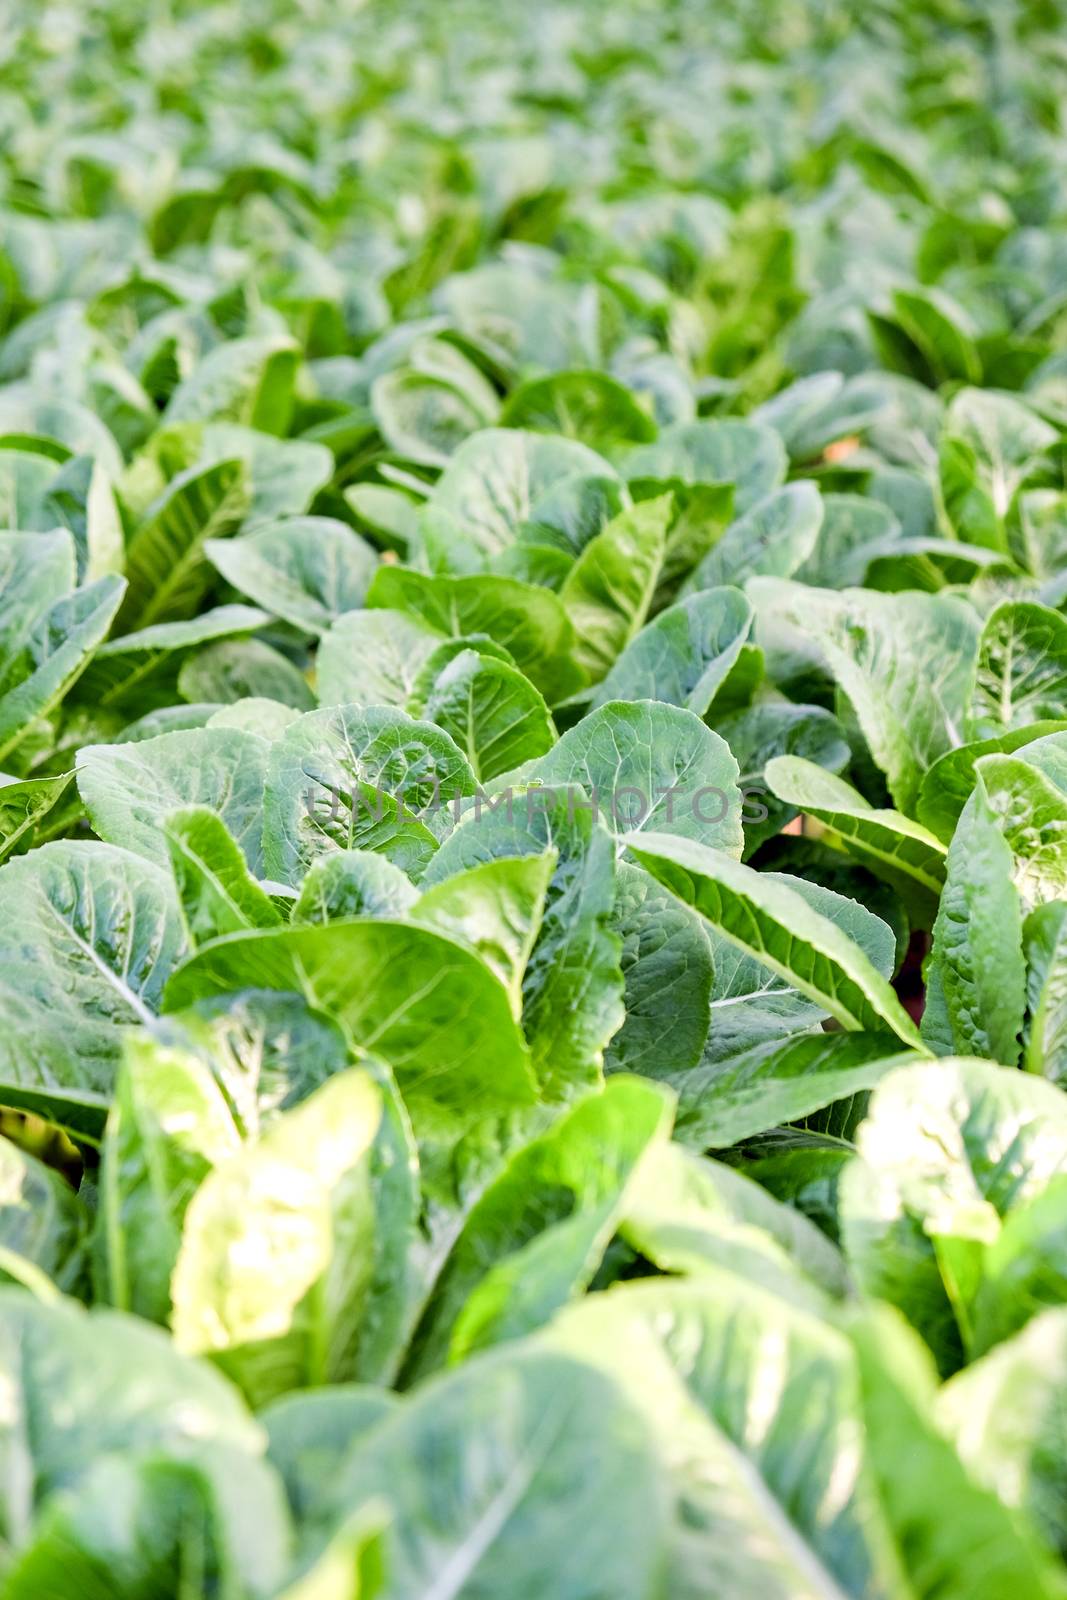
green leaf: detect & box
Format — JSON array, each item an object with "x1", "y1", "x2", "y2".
[
  {"x1": 939, "y1": 388, "x2": 1057, "y2": 552},
  {"x1": 559, "y1": 494, "x2": 670, "y2": 680},
  {"x1": 765, "y1": 755, "x2": 947, "y2": 919},
  {"x1": 625, "y1": 419, "x2": 787, "y2": 514},
  {"x1": 841, "y1": 1057, "x2": 1067, "y2": 1372},
  {"x1": 316, "y1": 609, "x2": 444, "y2": 709},
  {"x1": 0, "y1": 771, "x2": 72, "y2": 864},
  {"x1": 115, "y1": 456, "x2": 250, "y2": 631},
  {"x1": 366, "y1": 567, "x2": 585, "y2": 703},
  {"x1": 262, "y1": 704, "x2": 473, "y2": 886},
  {"x1": 423, "y1": 789, "x2": 623, "y2": 1097},
  {"x1": 0, "y1": 1288, "x2": 263, "y2": 1545},
  {"x1": 171, "y1": 1068, "x2": 382, "y2": 1403},
  {"x1": 969, "y1": 601, "x2": 1067, "y2": 739},
  {"x1": 96, "y1": 1031, "x2": 242, "y2": 1323},
  {"x1": 605, "y1": 860, "x2": 713, "y2": 1078},
  {"x1": 421, "y1": 426, "x2": 620, "y2": 568},
  {"x1": 414, "y1": 648, "x2": 556, "y2": 783},
  {"x1": 402, "y1": 1076, "x2": 672, "y2": 1381},
  {"x1": 0, "y1": 574, "x2": 126, "y2": 765},
  {"x1": 164, "y1": 920, "x2": 537, "y2": 1130},
  {"x1": 411, "y1": 852, "x2": 555, "y2": 1016},
  {"x1": 0, "y1": 1134, "x2": 89, "y2": 1297},
  {"x1": 176, "y1": 636, "x2": 314, "y2": 708},
  {"x1": 322, "y1": 1346, "x2": 669, "y2": 1600},
  {"x1": 77, "y1": 726, "x2": 269, "y2": 872},
  {"x1": 500, "y1": 369, "x2": 656, "y2": 451},
  {"x1": 590, "y1": 587, "x2": 753, "y2": 716},
  {"x1": 844, "y1": 1304, "x2": 1067, "y2": 1599},
  {"x1": 685, "y1": 480, "x2": 823, "y2": 592},
  {"x1": 0, "y1": 841, "x2": 187, "y2": 1130},
  {"x1": 938, "y1": 1308, "x2": 1067, "y2": 1560},
  {"x1": 164, "y1": 804, "x2": 282, "y2": 944},
  {"x1": 630, "y1": 832, "x2": 924, "y2": 1048},
  {"x1": 1025, "y1": 900, "x2": 1067, "y2": 1084},
  {"x1": 751, "y1": 580, "x2": 981, "y2": 814},
  {"x1": 721, "y1": 705, "x2": 850, "y2": 861},
  {"x1": 923, "y1": 773, "x2": 1025, "y2": 1064},
  {"x1": 205, "y1": 517, "x2": 378, "y2": 635},
  {"x1": 290, "y1": 850, "x2": 417, "y2": 925},
  {"x1": 916, "y1": 721, "x2": 1067, "y2": 843},
  {"x1": 163, "y1": 334, "x2": 300, "y2": 432},
  {"x1": 545, "y1": 1278, "x2": 909, "y2": 1599},
  {"x1": 528, "y1": 699, "x2": 744, "y2": 853},
  {"x1": 74, "y1": 604, "x2": 270, "y2": 712}
]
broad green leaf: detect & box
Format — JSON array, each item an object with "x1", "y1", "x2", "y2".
[
  {"x1": 414, "y1": 648, "x2": 555, "y2": 783},
  {"x1": 605, "y1": 860, "x2": 713, "y2": 1078},
  {"x1": 262, "y1": 704, "x2": 473, "y2": 886},
  {"x1": 916, "y1": 721, "x2": 1067, "y2": 843},
  {"x1": 794, "y1": 493, "x2": 901, "y2": 588},
  {"x1": 939, "y1": 388, "x2": 1057, "y2": 552},
  {"x1": 0, "y1": 574, "x2": 126, "y2": 765},
  {"x1": 0, "y1": 1289, "x2": 262, "y2": 1548},
  {"x1": 73, "y1": 604, "x2": 270, "y2": 712},
  {"x1": 372, "y1": 367, "x2": 496, "y2": 468},
  {"x1": 528, "y1": 699, "x2": 744, "y2": 853},
  {"x1": 290, "y1": 850, "x2": 418, "y2": 925},
  {"x1": 164, "y1": 804, "x2": 282, "y2": 944},
  {"x1": 841, "y1": 1057, "x2": 1067, "y2": 1372},
  {"x1": 2, "y1": 1445, "x2": 290, "y2": 1600},
  {"x1": 424, "y1": 426, "x2": 619, "y2": 561},
  {"x1": 322, "y1": 1346, "x2": 668, "y2": 1600},
  {"x1": 423, "y1": 789, "x2": 623, "y2": 1097},
  {"x1": 0, "y1": 771, "x2": 72, "y2": 864},
  {"x1": 316, "y1": 609, "x2": 444, "y2": 709},
  {"x1": 171, "y1": 1069, "x2": 382, "y2": 1404},
  {"x1": 968, "y1": 601, "x2": 1067, "y2": 739},
  {"x1": 176, "y1": 636, "x2": 314, "y2": 709},
  {"x1": 205, "y1": 517, "x2": 378, "y2": 635},
  {"x1": 922, "y1": 774, "x2": 1024, "y2": 1064},
  {"x1": 720, "y1": 705, "x2": 850, "y2": 861},
  {"x1": 164, "y1": 920, "x2": 537, "y2": 1128},
  {"x1": 969, "y1": 1175, "x2": 1067, "y2": 1354},
  {"x1": 629, "y1": 832, "x2": 924, "y2": 1047},
  {"x1": 38, "y1": 452, "x2": 124, "y2": 582},
  {"x1": 402, "y1": 1076, "x2": 672, "y2": 1381},
  {"x1": 0, "y1": 1134, "x2": 89, "y2": 1297},
  {"x1": 77, "y1": 726, "x2": 268, "y2": 872},
  {"x1": 751, "y1": 580, "x2": 981, "y2": 813},
  {"x1": 558, "y1": 494, "x2": 670, "y2": 680},
  {"x1": 546, "y1": 1278, "x2": 908, "y2": 1599},
  {"x1": 0, "y1": 841, "x2": 186, "y2": 1130},
  {"x1": 1025, "y1": 900, "x2": 1067, "y2": 1084},
  {"x1": 939, "y1": 1308, "x2": 1067, "y2": 1559},
  {"x1": 500, "y1": 369, "x2": 656, "y2": 450},
  {"x1": 977, "y1": 750, "x2": 1067, "y2": 911},
  {"x1": 366, "y1": 567, "x2": 585, "y2": 703},
  {"x1": 264, "y1": 1387, "x2": 398, "y2": 1530},
  {"x1": 845, "y1": 1304, "x2": 1066, "y2": 1599},
  {"x1": 164, "y1": 334, "x2": 299, "y2": 432},
  {"x1": 765, "y1": 755, "x2": 947, "y2": 919},
  {"x1": 115, "y1": 456, "x2": 250, "y2": 631},
  {"x1": 619, "y1": 1140, "x2": 847, "y2": 1305},
  {"x1": 625, "y1": 419, "x2": 787, "y2": 514},
  {"x1": 685, "y1": 481, "x2": 823, "y2": 592},
  {"x1": 154, "y1": 990, "x2": 352, "y2": 1138},
  {"x1": 96, "y1": 1032, "x2": 242, "y2": 1323},
  {"x1": 411, "y1": 852, "x2": 555, "y2": 1016},
  {"x1": 590, "y1": 587, "x2": 753, "y2": 716}
]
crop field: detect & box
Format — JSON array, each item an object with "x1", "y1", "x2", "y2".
[{"x1": 2, "y1": 0, "x2": 1067, "y2": 1592}]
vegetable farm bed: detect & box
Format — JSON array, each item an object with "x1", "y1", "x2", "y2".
[{"x1": 1, "y1": 0, "x2": 1067, "y2": 1593}]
